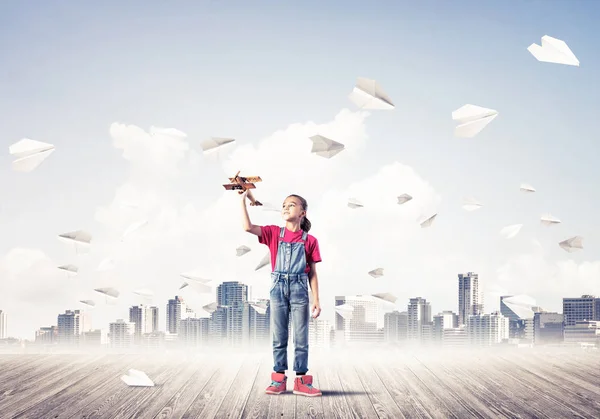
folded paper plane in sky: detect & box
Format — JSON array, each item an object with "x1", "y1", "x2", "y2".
[
  {"x1": 452, "y1": 104, "x2": 498, "y2": 138},
  {"x1": 397, "y1": 194, "x2": 413, "y2": 205},
  {"x1": 9, "y1": 138, "x2": 55, "y2": 172},
  {"x1": 348, "y1": 77, "x2": 394, "y2": 110},
  {"x1": 520, "y1": 183, "x2": 536, "y2": 193},
  {"x1": 79, "y1": 300, "x2": 95, "y2": 307},
  {"x1": 94, "y1": 287, "x2": 120, "y2": 299},
  {"x1": 368, "y1": 268, "x2": 384, "y2": 278},
  {"x1": 133, "y1": 288, "x2": 154, "y2": 298},
  {"x1": 559, "y1": 236, "x2": 583, "y2": 252},
  {"x1": 527, "y1": 35, "x2": 579, "y2": 66},
  {"x1": 121, "y1": 369, "x2": 154, "y2": 387},
  {"x1": 255, "y1": 252, "x2": 270, "y2": 271},
  {"x1": 58, "y1": 264, "x2": 78, "y2": 275},
  {"x1": 500, "y1": 224, "x2": 522, "y2": 239},
  {"x1": 334, "y1": 304, "x2": 354, "y2": 320},
  {"x1": 347, "y1": 198, "x2": 364, "y2": 209},
  {"x1": 58, "y1": 230, "x2": 92, "y2": 245},
  {"x1": 463, "y1": 197, "x2": 483, "y2": 211},
  {"x1": 309, "y1": 135, "x2": 345, "y2": 158},
  {"x1": 236, "y1": 245, "x2": 251, "y2": 256},
  {"x1": 420, "y1": 214, "x2": 437, "y2": 228},
  {"x1": 372, "y1": 293, "x2": 397, "y2": 304},
  {"x1": 540, "y1": 213, "x2": 561, "y2": 226},
  {"x1": 201, "y1": 137, "x2": 235, "y2": 153}
]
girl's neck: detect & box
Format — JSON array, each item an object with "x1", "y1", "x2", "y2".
[{"x1": 285, "y1": 221, "x2": 301, "y2": 232}]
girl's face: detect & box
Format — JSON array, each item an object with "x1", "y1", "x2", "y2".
[{"x1": 282, "y1": 197, "x2": 305, "y2": 222}]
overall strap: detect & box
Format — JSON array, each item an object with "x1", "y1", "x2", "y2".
[
  {"x1": 278, "y1": 227, "x2": 285, "y2": 241},
  {"x1": 301, "y1": 231, "x2": 308, "y2": 241}
]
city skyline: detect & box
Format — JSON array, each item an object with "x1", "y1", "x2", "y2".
[{"x1": 2, "y1": 1, "x2": 600, "y2": 339}]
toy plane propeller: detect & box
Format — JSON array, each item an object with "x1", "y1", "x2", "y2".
[{"x1": 223, "y1": 170, "x2": 263, "y2": 206}]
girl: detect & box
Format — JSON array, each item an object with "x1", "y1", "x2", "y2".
[{"x1": 241, "y1": 190, "x2": 323, "y2": 397}]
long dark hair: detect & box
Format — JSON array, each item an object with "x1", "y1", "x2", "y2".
[{"x1": 287, "y1": 194, "x2": 311, "y2": 232}]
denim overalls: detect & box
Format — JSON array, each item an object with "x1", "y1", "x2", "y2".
[{"x1": 270, "y1": 227, "x2": 310, "y2": 373}]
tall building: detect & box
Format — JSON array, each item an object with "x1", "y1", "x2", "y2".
[
  {"x1": 35, "y1": 326, "x2": 58, "y2": 344},
  {"x1": 564, "y1": 321, "x2": 600, "y2": 345},
  {"x1": 335, "y1": 295, "x2": 381, "y2": 343},
  {"x1": 533, "y1": 312, "x2": 564, "y2": 345},
  {"x1": 248, "y1": 300, "x2": 270, "y2": 347},
  {"x1": 309, "y1": 318, "x2": 332, "y2": 349},
  {"x1": 458, "y1": 272, "x2": 483, "y2": 326},
  {"x1": 563, "y1": 295, "x2": 600, "y2": 326},
  {"x1": 166, "y1": 296, "x2": 186, "y2": 334},
  {"x1": 179, "y1": 318, "x2": 210, "y2": 347},
  {"x1": 217, "y1": 281, "x2": 249, "y2": 307},
  {"x1": 467, "y1": 312, "x2": 509, "y2": 346},
  {"x1": 433, "y1": 311, "x2": 459, "y2": 343},
  {"x1": 407, "y1": 297, "x2": 431, "y2": 342},
  {"x1": 109, "y1": 319, "x2": 135, "y2": 349},
  {"x1": 500, "y1": 295, "x2": 540, "y2": 342},
  {"x1": 0, "y1": 310, "x2": 6, "y2": 339},
  {"x1": 129, "y1": 305, "x2": 158, "y2": 343},
  {"x1": 384, "y1": 311, "x2": 408, "y2": 342},
  {"x1": 57, "y1": 309, "x2": 88, "y2": 345}
]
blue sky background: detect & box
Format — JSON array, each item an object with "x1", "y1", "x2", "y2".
[{"x1": 1, "y1": 0, "x2": 599, "y2": 337}]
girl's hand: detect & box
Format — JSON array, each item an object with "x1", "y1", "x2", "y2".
[
  {"x1": 240, "y1": 189, "x2": 248, "y2": 198},
  {"x1": 311, "y1": 301, "x2": 321, "y2": 318}
]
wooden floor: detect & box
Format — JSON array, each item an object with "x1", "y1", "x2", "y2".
[{"x1": 0, "y1": 346, "x2": 599, "y2": 418}]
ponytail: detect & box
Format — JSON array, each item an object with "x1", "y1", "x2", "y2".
[{"x1": 301, "y1": 217, "x2": 311, "y2": 232}]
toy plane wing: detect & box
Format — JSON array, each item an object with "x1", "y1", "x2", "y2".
[
  {"x1": 241, "y1": 176, "x2": 262, "y2": 182},
  {"x1": 223, "y1": 183, "x2": 256, "y2": 190}
]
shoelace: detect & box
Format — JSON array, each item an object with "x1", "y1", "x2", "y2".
[{"x1": 271, "y1": 380, "x2": 284, "y2": 387}]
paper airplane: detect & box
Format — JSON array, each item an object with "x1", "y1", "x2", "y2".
[
  {"x1": 133, "y1": 288, "x2": 154, "y2": 298},
  {"x1": 94, "y1": 287, "x2": 120, "y2": 299},
  {"x1": 309, "y1": 135, "x2": 345, "y2": 158},
  {"x1": 452, "y1": 104, "x2": 498, "y2": 138},
  {"x1": 79, "y1": 300, "x2": 95, "y2": 307},
  {"x1": 121, "y1": 369, "x2": 155, "y2": 387},
  {"x1": 559, "y1": 236, "x2": 583, "y2": 253},
  {"x1": 502, "y1": 295, "x2": 540, "y2": 319},
  {"x1": 203, "y1": 302, "x2": 218, "y2": 314},
  {"x1": 397, "y1": 194, "x2": 413, "y2": 205},
  {"x1": 149, "y1": 126, "x2": 187, "y2": 138},
  {"x1": 420, "y1": 214, "x2": 437, "y2": 228},
  {"x1": 334, "y1": 304, "x2": 354, "y2": 320},
  {"x1": 348, "y1": 77, "x2": 394, "y2": 110},
  {"x1": 236, "y1": 245, "x2": 251, "y2": 257},
  {"x1": 260, "y1": 202, "x2": 281, "y2": 212},
  {"x1": 463, "y1": 197, "x2": 483, "y2": 211},
  {"x1": 250, "y1": 303, "x2": 268, "y2": 315},
  {"x1": 520, "y1": 183, "x2": 536, "y2": 193},
  {"x1": 368, "y1": 268, "x2": 384, "y2": 278},
  {"x1": 540, "y1": 213, "x2": 561, "y2": 226},
  {"x1": 255, "y1": 252, "x2": 271, "y2": 271},
  {"x1": 527, "y1": 35, "x2": 579, "y2": 66},
  {"x1": 201, "y1": 137, "x2": 235, "y2": 153},
  {"x1": 347, "y1": 198, "x2": 364, "y2": 209},
  {"x1": 372, "y1": 293, "x2": 397, "y2": 304},
  {"x1": 58, "y1": 264, "x2": 78, "y2": 275},
  {"x1": 179, "y1": 272, "x2": 212, "y2": 283},
  {"x1": 9, "y1": 138, "x2": 55, "y2": 172},
  {"x1": 58, "y1": 230, "x2": 92, "y2": 245},
  {"x1": 500, "y1": 224, "x2": 522, "y2": 239}
]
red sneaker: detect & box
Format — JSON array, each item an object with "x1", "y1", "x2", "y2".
[
  {"x1": 265, "y1": 372, "x2": 287, "y2": 395},
  {"x1": 293, "y1": 375, "x2": 322, "y2": 397}
]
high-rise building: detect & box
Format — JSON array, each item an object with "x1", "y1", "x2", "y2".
[
  {"x1": 0, "y1": 310, "x2": 6, "y2": 339},
  {"x1": 533, "y1": 312, "x2": 564, "y2": 345},
  {"x1": 35, "y1": 326, "x2": 58, "y2": 344},
  {"x1": 384, "y1": 311, "x2": 408, "y2": 342},
  {"x1": 309, "y1": 318, "x2": 332, "y2": 349},
  {"x1": 57, "y1": 309, "x2": 88, "y2": 345},
  {"x1": 129, "y1": 305, "x2": 158, "y2": 343},
  {"x1": 433, "y1": 311, "x2": 459, "y2": 343},
  {"x1": 248, "y1": 300, "x2": 270, "y2": 347},
  {"x1": 109, "y1": 319, "x2": 135, "y2": 349},
  {"x1": 217, "y1": 281, "x2": 248, "y2": 307},
  {"x1": 408, "y1": 297, "x2": 431, "y2": 342},
  {"x1": 467, "y1": 312, "x2": 509, "y2": 346},
  {"x1": 500, "y1": 295, "x2": 540, "y2": 342},
  {"x1": 335, "y1": 295, "x2": 381, "y2": 343},
  {"x1": 563, "y1": 295, "x2": 600, "y2": 326},
  {"x1": 166, "y1": 296, "x2": 186, "y2": 334},
  {"x1": 179, "y1": 318, "x2": 210, "y2": 347},
  {"x1": 564, "y1": 321, "x2": 600, "y2": 345},
  {"x1": 458, "y1": 272, "x2": 483, "y2": 326}
]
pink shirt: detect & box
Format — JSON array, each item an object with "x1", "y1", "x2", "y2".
[{"x1": 258, "y1": 225, "x2": 322, "y2": 274}]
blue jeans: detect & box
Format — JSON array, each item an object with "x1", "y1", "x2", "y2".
[{"x1": 270, "y1": 272, "x2": 310, "y2": 373}]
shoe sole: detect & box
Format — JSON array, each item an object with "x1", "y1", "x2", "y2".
[
  {"x1": 265, "y1": 390, "x2": 286, "y2": 395},
  {"x1": 293, "y1": 390, "x2": 322, "y2": 397}
]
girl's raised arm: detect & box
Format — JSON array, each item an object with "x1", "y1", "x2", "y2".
[{"x1": 241, "y1": 190, "x2": 262, "y2": 236}]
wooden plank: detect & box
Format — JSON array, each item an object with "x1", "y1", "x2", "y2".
[
  {"x1": 213, "y1": 351, "x2": 262, "y2": 418},
  {"x1": 12, "y1": 355, "x2": 132, "y2": 418},
  {"x1": 334, "y1": 352, "x2": 379, "y2": 419},
  {"x1": 315, "y1": 351, "x2": 354, "y2": 419},
  {"x1": 409, "y1": 354, "x2": 494, "y2": 418},
  {"x1": 0, "y1": 355, "x2": 102, "y2": 414},
  {"x1": 265, "y1": 349, "x2": 296, "y2": 419},
  {"x1": 0, "y1": 354, "x2": 61, "y2": 389},
  {"x1": 239, "y1": 353, "x2": 278, "y2": 419},
  {"x1": 94, "y1": 355, "x2": 191, "y2": 419},
  {"x1": 151, "y1": 353, "x2": 221, "y2": 419},
  {"x1": 353, "y1": 360, "x2": 407, "y2": 419},
  {"x1": 180, "y1": 352, "x2": 247, "y2": 418},
  {"x1": 66, "y1": 354, "x2": 176, "y2": 419}
]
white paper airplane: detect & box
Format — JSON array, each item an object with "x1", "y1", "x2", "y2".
[
  {"x1": 58, "y1": 230, "x2": 92, "y2": 245},
  {"x1": 121, "y1": 369, "x2": 155, "y2": 387},
  {"x1": 372, "y1": 293, "x2": 397, "y2": 304},
  {"x1": 500, "y1": 224, "x2": 522, "y2": 239},
  {"x1": 255, "y1": 252, "x2": 271, "y2": 271},
  {"x1": 368, "y1": 268, "x2": 384, "y2": 278},
  {"x1": 58, "y1": 264, "x2": 78, "y2": 275},
  {"x1": 452, "y1": 104, "x2": 498, "y2": 138},
  {"x1": 559, "y1": 236, "x2": 583, "y2": 253},
  {"x1": 79, "y1": 300, "x2": 95, "y2": 307},
  {"x1": 520, "y1": 183, "x2": 536, "y2": 193},
  {"x1": 236, "y1": 245, "x2": 251, "y2": 257},
  {"x1": 463, "y1": 197, "x2": 483, "y2": 211},
  {"x1": 202, "y1": 302, "x2": 218, "y2": 314},
  {"x1": 9, "y1": 138, "x2": 55, "y2": 172},
  {"x1": 348, "y1": 77, "x2": 394, "y2": 110},
  {"x1": 334, "y1": 303, "x2": 354, "y2": 320},
  {"x1": 309, "y1": 135, "x2": 345, "y2": 158},
  {"x1": 94, "y1": 287, "x2": 120, "y2": 299},
  {"x1": 527, "y1": 35, "x2": 579, "y2": 66},
  {"x1": 420, "y1": 214, "x2": 437, "y2": 228},
  {"x1": 540, "y1": 213, "x2": 561, "y2": 226},
  {"x1": 347, "y1": 198, "x2": 364, "y2": 209},
  {"x1": 201, "y1": 137, "x2": 235, "y2": 153},
  {"x1": 132, "y1": 288, "x2": 154, "y2": 298},
  {"x1": 397, "y1": 194, "x2": 413, "y2": 205}
]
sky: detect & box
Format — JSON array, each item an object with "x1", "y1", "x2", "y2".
[{"x1": 1, "y1": 0, "x2": 600, "y2": 339}]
